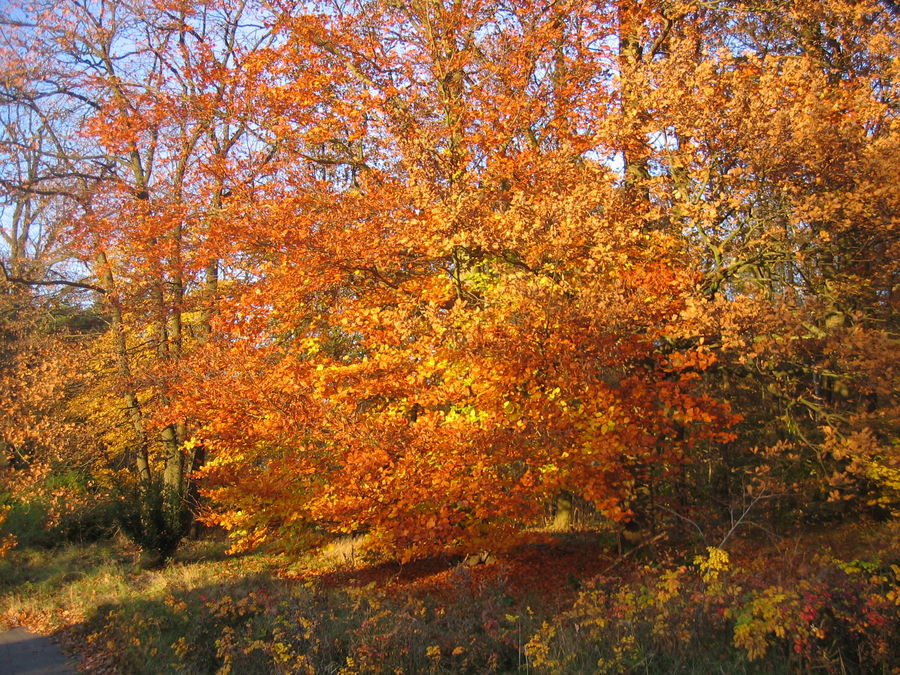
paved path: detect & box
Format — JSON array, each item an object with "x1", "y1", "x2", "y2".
[{"x1": 0, "y1": 627, "x2": 76, "y2": 674}]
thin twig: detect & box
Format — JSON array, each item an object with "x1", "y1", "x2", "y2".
[
  {"x1": 656, "y1": 504, "x2": 708, "y2": 546},
  {"x1": 600, "y1": 533, "x2": 665, "y2": 576},
  {"x1": 719, "y1": 491, "x2": 766, "y2": 549}
]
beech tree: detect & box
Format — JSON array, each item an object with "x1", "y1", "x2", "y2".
[
  {"x1": 179, "y1": 0, "x2": 741, "y2": 557},
  {"x1": 1, "y1": 0, "x2": 286, "y2": 557},
  {"x1": 644, "y1": 0, "x2": 900, "y2": 520}
]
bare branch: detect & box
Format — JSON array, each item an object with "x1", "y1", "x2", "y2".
[{"x1": 0, "y1": 259, "x2": 106, "y2": 293}]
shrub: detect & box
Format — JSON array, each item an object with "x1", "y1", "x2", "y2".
[
  {"x1": 525, "y1": 551, "x2": 899, "y2": 674},
  {"x1": 0, "y1": 468, "x2": 117, "y2": 548},
  {"x1": 113, "y1": 478, "x2": 190, "y2": 565}
]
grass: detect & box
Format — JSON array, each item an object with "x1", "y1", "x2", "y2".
[
  {"x1": 0, "y1": 542, "x2": 132, "y2": 630},
  {"x1": 0, "y1": 522, "x2": 896, "y2": 674},
  {"x1": 0, "y1": 533, "x2": 599, "y2": 672}
]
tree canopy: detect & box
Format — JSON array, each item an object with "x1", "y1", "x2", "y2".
[{"x1": 1, "y1": 0, "x2": 897, "y2": 560}]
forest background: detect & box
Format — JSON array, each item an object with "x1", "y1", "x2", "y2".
[{"x1": 0, "y1": 0, "x2": 897, "y2": 672}]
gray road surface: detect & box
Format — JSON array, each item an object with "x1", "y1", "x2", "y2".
[{"x1": 0, "y1": 627, "x2": 76, "y2": 674}]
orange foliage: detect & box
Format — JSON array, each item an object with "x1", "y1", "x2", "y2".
[
  {"x1": 173, "y1": 0, "x2": 746, "y2": 556},
  {"x1": 0, "y1": 0, "x2": 896, "y2": 560}
]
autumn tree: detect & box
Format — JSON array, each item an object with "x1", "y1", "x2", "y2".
[
  {"x1": 0, "y1": 108, "x2": 119, "y2": 544},
  {"x1": 167, "y1": 0, "x2": 741, "y2": 558},
  {"x1": 0, "y1": 0, "x2": 287, "y2": 558},
  {"x1": 635, "y1": 0, "x2": 900, "y2": 522}
]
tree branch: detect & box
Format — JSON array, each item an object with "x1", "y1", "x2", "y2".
[{"x1": 0, "y1": 260, "x2": 106, "y2": 293}]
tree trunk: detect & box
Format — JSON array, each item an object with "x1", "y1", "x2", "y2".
[{"x1": 96, "y1": 250, "x2": 151, "y2": 482}]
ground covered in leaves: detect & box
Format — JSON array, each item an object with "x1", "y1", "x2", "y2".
[{"x1": 1, "y1": 521, "x2": 897, "y2": 674}]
